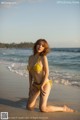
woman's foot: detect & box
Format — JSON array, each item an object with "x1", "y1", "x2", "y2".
[{"x1": 63, "y1": 105, "x2": 74, "y2": 112}]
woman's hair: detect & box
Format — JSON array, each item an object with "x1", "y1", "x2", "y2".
[{"x1": 33, "y1": 39, "x2": 50, "y2": 56}]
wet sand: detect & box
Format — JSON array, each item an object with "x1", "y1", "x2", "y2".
[{"x1": 0, "y1": 64, "x2": 80, "y2": 120}]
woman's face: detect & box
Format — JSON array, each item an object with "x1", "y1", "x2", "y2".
[{"x1": 36, "y1": 42, "x2": 45, "y2": 53}]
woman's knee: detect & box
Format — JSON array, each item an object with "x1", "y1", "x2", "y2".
[
  {"x1": 26, "y1": 103, "x2": 35, "y2": 111},
  {"x1": 26, "y1": 99, "x2": 36, "y2": 111}
]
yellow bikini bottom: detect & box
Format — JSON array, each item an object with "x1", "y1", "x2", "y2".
[{"x1": 33, "y1": 80, "x2": 53, "y2": 90}]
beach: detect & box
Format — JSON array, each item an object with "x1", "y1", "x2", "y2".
[{"x1": 0, "y1": 64, "x2": 80, "y2": 120}]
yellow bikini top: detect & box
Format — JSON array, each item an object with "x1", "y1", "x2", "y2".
[{"x1": 27, "y1": 57, "x2": 42, "y2": 73}]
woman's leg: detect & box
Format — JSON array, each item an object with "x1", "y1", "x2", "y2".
[
  {"x1": 27, "y1": 85, "x2": 40, "y2": 110},
  {"x1": 39, "y1": 83, "x2": 74, "y2": 112}
]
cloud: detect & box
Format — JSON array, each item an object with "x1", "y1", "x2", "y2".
[{"x1": 0, "y1": 0, "x2": 46, "y2": 8}]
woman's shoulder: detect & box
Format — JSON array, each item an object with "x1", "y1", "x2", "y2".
[
  {"x1": 42, "y1": 55, "x2": 47, "y2": 60},
  {"x1": 41, "y1": 55, "x2": 48, "y2": 63}
]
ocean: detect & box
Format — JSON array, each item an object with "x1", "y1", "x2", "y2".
[{"x1": 0, "y1": 48, "x2": 80, "y2": 88}]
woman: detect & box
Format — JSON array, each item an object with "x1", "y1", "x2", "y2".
[{"x1": 26, "y1": 39, "x2": 74, "y2": 112}]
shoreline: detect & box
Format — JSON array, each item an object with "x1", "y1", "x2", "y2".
[
  {"x1": 0, "y1": 60, "x2": 80, "y2": 89},
  {"x1": 0, "y1": 64, "x2": 80, "y2": 120}
]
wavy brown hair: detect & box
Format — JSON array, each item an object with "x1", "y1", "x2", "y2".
[{"x1": 33, "y1": 39, "x2": 50, "y2": 56}]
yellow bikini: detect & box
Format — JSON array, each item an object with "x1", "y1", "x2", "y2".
[
  {"x1": 27, "y1": 57, "x2": 53, "y2": 90},
  {"x1": 33, "y1": 80, "x2": 53, "y2": 90},
  {"x1": 27, "y1": 57, "x2": 42, "y2": 73}
]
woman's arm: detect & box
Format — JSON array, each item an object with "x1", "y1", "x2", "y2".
[
  {"x1": 29, "y1": 71, "x2": 33, "y2": 89},
  {"x1": 41, "y1": 55, "x2": 49, "y2": 87},
  {"x1": 28, "y1": 56, "x2": 33, "y2": 95}
]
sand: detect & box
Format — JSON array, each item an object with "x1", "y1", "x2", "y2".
[{"x1": 0, "y1": 64, "x2": 80, "y2": 120}]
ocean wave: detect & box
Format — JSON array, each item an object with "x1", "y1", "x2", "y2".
[
  {"x1": 49, "y1": 67, "x2": 80, "y2": 88},
  {"x1": 53, "y1": 79, "x2": 71, "y2": 86},
  {"x1": 51, "y1": 48, "x2": 80, "y2": 53},
  {"x1": 7, "y1": 62, "x2": 28, "y2": 77},
  {"x1": 0, "y1": 60, "x2": 28, "y2": 77},
  {"x1": 52, "y1": 79, "x2": 80, "y2": 88},
  {"x1": 71, "y1": 81, "x2": 80, "y2": 87}
]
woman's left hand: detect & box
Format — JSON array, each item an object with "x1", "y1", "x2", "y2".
[{"x1": 40, "y1": 85, "x2": 46, "y2": 96}]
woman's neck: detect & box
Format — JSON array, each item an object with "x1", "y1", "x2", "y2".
[{"x1": 35, "y1": 53, "x2": 40, "y2": 57}]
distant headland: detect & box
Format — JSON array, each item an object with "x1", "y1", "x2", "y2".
[{"x1": 0, "y1": 42, "x2": 34, "y2": 48}]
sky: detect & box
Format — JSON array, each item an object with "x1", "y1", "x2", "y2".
[{"x1": 0, "y1": 0, "x2": 80, "y2": 48}]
